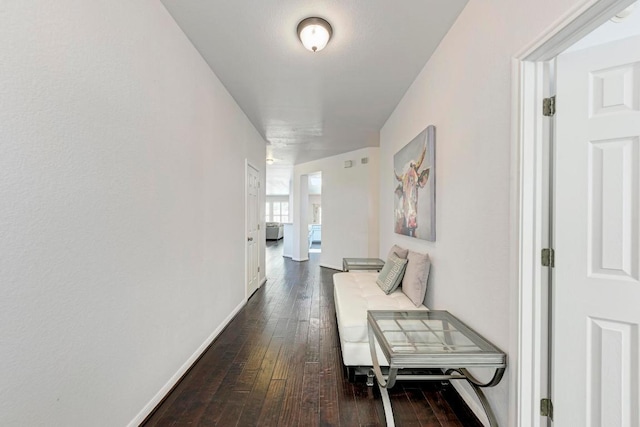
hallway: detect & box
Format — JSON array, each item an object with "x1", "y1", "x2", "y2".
[{"x1": 143, "y1": 241, "x2": 480, "y2": 426}]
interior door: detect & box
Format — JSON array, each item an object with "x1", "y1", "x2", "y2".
[
  {"x1": 554, "y1": 35, "x2": 640, "y2": 426},
  {"x1": 246, "y1": 164, "x2": 260, "y2": 298}
]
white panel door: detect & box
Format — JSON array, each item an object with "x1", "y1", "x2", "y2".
[
  {"x1": 555, "y1": 35, "x2": 640, "y2": 427},
  {"x1": 246, "y1": 164, "x2": 260, "y2": 298}
]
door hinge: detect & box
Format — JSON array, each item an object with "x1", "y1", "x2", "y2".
[
  {"x1": 542, "y1": 248, "x2": 555, "y2": 267},
  {"x1": 540, "y1": 398, "x2": 554, "y2": 419},
  {"x1": 257, "y1": 224, "x2": 260, "y2": 230},
  {"x1": 258, "y1": 266, "x2": 260, "y2": 272},
  {"x1": 543, "y1": 96, "x2": 556, "y2": 117}
]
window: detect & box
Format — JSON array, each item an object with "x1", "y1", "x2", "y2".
[
  {"x1": 272, "y1": 201, "x2": 288, "y2": 223},
  {"x1": 265, "y1": 201, "x2": 289, "y2": 223}
]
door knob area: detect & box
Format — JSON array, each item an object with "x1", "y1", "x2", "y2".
[{"x1": 248, "y1": 237, "x2": 253, "y2": 241}]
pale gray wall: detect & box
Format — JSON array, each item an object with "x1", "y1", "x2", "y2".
[
  {"x1": 294, "y1": 148, "x2": 379, "y2": 270},
  {"x1": 379, "y1": 0, "x2": 591, "y2": 424},
  {"x1": 0, "y1": 2, "x2": 265, "y2": 425}
]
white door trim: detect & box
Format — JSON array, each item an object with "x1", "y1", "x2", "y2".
[
  {"x1": 510, "y1": 0, "x2": 635, "y2": 425},
  {"x1": 245, "y1": 160, "x2": 261, "y2": 300}
]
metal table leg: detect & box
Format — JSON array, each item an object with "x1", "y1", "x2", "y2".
[
  {"x1": 367, "y1": 321, "x2": 506, "y2": 427},
  {"x1": 368, "y1": 326, "x2": 397, "y2": 426},
  {"x1": 445, "y1": 367, "x2": 506, "y2": 427}
]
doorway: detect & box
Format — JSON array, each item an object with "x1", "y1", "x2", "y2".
[
  {"x1": 308, "y1": 172, "x2": 322, "y2": 254},
  {"x1": 515, "y1": 1, "x2": 639, "y2": 425}
]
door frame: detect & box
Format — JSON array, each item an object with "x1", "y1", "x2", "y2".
[
  {"x1": 245, "y1": 160, "x2": 262, "y2": 300},
  {"x1": 511, "y1": 0, "x2": 635, "y2": 425}
]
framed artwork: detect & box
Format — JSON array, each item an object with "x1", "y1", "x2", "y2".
[{"x1": 393, "y1": 125, "x2": 435, "y2": 241}]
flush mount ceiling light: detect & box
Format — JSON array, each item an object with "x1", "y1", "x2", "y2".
[
  {"x1": 266, "y1": 158, "x2": 275, "y2": 165},
  {"x1": 297, "y1": 17, "x2": 333, "y2": 52}
]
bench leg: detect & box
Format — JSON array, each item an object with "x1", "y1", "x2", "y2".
[
  {"x1": 366, "y1": 369, "x2": 375, "y2": 387},
  {"x1": 345, "y1": 366, "x2": 357, "y2": 382}
]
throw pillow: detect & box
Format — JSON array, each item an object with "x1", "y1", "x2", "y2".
[
  {"x1": 387, "y1": 244, "x2": 409, "y2": 260},
  {"x1": 376, "y1": 254, "x2": 408, "y2": 294},
  {"x1": 401, "y1": 251, "x2": 431, "y2": 307}
]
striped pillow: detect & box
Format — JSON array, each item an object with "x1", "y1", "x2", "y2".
[{"x1": 376, "y1": 254, "x2": 408, "y2": 294}]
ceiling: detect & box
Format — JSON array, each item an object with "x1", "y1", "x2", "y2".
[
  {"x1": 265, "y1": 165, "x2": 293, "y2": 195},
  {"x1": 265, "y1": 166, "x2": 322, "y2": 196},
  {"x1": 160, "y1": 0, "x2": 468, "y2": 166}
]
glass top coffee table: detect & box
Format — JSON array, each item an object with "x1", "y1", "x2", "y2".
[
  {"x1": 342, "y1": 257, "x2": 385, "y2": 272},
  {"x1": 367, "y1": 310, "x2": 506, "y2": 426}
]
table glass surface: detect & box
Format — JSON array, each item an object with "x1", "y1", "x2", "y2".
[
  {"x1": 343, "y1": 258, "x2": 385, "y2": 266},
  {"x1": 367, "y1": 310, "x2": 504, "y2": 359}
]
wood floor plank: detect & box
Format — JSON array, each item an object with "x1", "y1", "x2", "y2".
[
  {"x1": 236, "y1": 337, "x2": 283, "y2": 426},
  {"x1": 353, "y1": 380, "x2": 383, "y2": 426},
  {"x1": 390, "y1": 386, "x2": 422, "y2": 427},
  {"x1": 142, "y1": 240, "x2": 484, "y2": 427},
  {"x1": 337, "y1": 371, "x2": 361, "y2": 427},
  {"x1": 404, "y1": 386, "x2": 442, "y2": 427},
  {"x1": 318, "y1": 342, "x2": 340, "y2": 426},
  {"x1": 438, "y1": 384, "x2": 484, "y2": 427},
  {"x1": 307, "y1": 316, "x2": 320, "y2": 363},
  {"x1": 195, "y1": 360, "x2": 246, "y2": 425},
  {"x1": 423, "y1": 385, "x2": 466, "y2": 427},
  {"x1": 300, "y1": 362, "x2": 321, "y2": 427},
  {"x1": 215, "y1": 390, "x2": 249, "y2": 426},
  {"x1": 271, "y1": 316, "x2": 290, "y2": 338},
  {"x1": 276, "y1": 327, "x2": 307, "y2": 425},
  {"x1": 256, "y1": 380, "x2": 286, "y2": 426}
]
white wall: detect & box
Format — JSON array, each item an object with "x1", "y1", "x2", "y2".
[
  {"x1": 0, "y1": 2, "x2": 265, "y2": 426},
  {"x1": 379, "y1": 0, "x2": 590, "y2": 425},
  {"x1": 293, "y1": 148, "x2": 379, "y2": 270}
]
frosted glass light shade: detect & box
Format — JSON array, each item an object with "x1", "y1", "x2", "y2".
[{"x1": 297, "y1": 17, "x2": 332, "y2": 52}]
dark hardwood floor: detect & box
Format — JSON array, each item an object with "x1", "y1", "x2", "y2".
[{"x1": 143, "y1": 240, "x2": 482, "y2": 426}]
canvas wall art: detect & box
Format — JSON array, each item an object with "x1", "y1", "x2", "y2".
[{"x1": 393, "y1": 125, "x2": 435, "y2": 241}]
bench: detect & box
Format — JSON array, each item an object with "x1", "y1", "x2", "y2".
[{"x1": 333, "y1": 270, "x2": 428, "y2": 379}]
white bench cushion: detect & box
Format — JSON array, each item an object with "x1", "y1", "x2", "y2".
[{"x1": 333, "y1": 271, "x2": 427, "y2": 345}]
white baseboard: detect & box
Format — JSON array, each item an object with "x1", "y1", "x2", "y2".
[
  {"x1": 319, "y1": 263, "x2": 343, "y2": 271},
  {"x1": 127, "y1": 299, "x2": 247, "y2": 427},
  {"x1": 292, "y1": 257, "x2": 309, "y2": 262},
  {"x1": 450, "y1": 380, "x2": 490, "y2": 427},
  {"x1": 260, "y1": 276, "x2": 267, "y2": 287}
]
